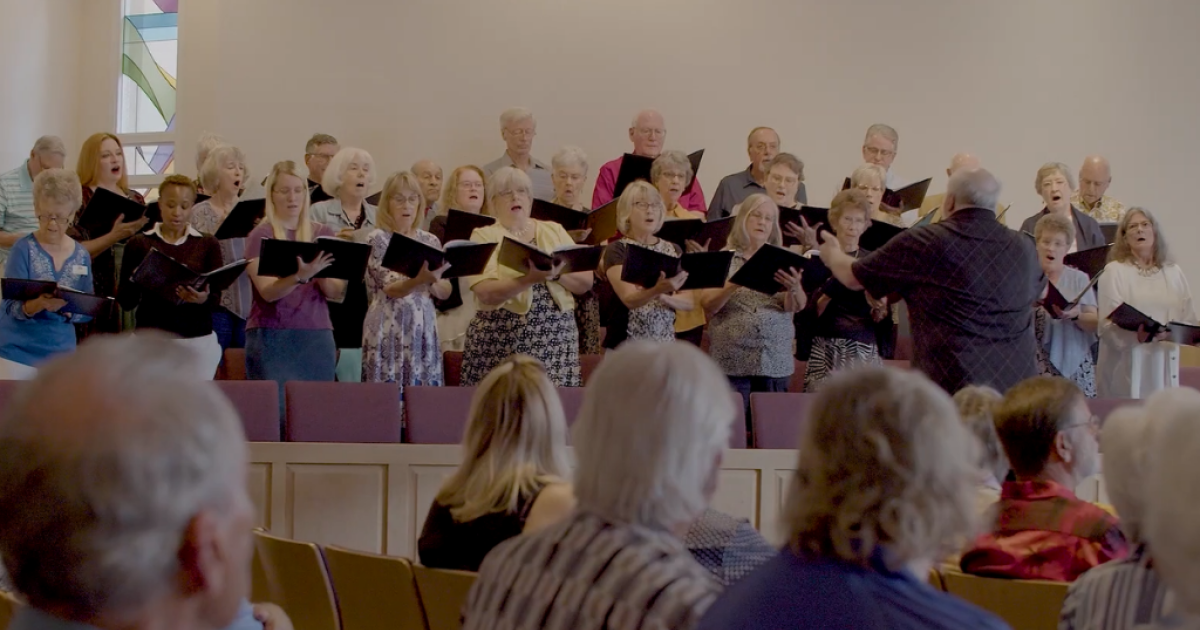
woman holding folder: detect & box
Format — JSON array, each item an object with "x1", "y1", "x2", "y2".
[
  {"x1": 117, "y1": 175, "x2": 226, "y2": 379},
  {"x1": 430, "y1": 165, "x2": 490, "y2": 353},
  {"x1": 1097, "y1": 208, "x2": 1195, "y2": 398},
  {"x1": 1032, "y1": 213, "x2": 1099, "y2": 396},
  {"x1": 0, "y1": 169, "x2": 93, "y2": 379},
  {"x1": 550, "y1": 146, "x2": 602, "y2": 355},
  {"x1": 462, "y1": 167, "x2": 592, "y2": 387},
  {"x1": 244, "y1": 161, "x2": 347, "y2": 409},
  {"x1": 653, "y1": 151, "x2": 707, "y2": 346},
  {"x1": 362, "y1": 171, "x2": 451, "y2": 409}
]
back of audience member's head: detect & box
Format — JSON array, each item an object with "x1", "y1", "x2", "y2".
[
  {"x1": 572, "y1": 341, "x2": 734, "y2": 532},
  {"x1": 786, "y1": 367, "x2": 981, "y2": 570},
  {"x1": 993, "y1": 376, "x2": 1098, "y2": 484},
  {"x1": 1100, "y1": 401, "x2": 1156, "y2": 545},
  {"x1": 1144, "y1": 387, "x2": 1200, "y2": 614},
  {"x1": 0, "y1": 333, "x2": 252, "y2": 628},
  {"x1": 437, "y1": 355, "x2": 569, "y2": 523},
  {"x1": 953, "y1": 385, "x2": 1009, "y2": 483}
]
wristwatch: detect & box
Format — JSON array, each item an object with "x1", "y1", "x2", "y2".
[{"x1": 296, "y1": 275, "x2": 311, "y2": 285}]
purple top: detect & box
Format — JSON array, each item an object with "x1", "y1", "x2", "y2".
[{"x1": 245, "y1": 222, "x2": 335, "y2": 331}]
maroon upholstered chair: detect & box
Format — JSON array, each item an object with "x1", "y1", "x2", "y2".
[
  {"x1": 214, "y1": 380, "x2": 281, "y2": 442},
  {"x1": 1181, "y1": 366, "x2": 1200, "y2": 391},
  {"x1": 580, "y1": 354, "x2": 604, "y2": 385},
  {"x1": 442, "y1": 352, "x2": 463, "y2": 387},
  {"x1": 405, "y1": 386, "x2": 475, "y2": 444},
  {"x1": 895, "y1": 335, "x2": 914, "y2": 361},
  {"x1": 217, "y1": 348, "x2": 247, "y2": 380},
  {"x1": 728, "y1": 389, "x2": 749, "y2": 449},
  {"x1": 750, "y1": 392, "x2": 817, "y2": 449},
  {"x1": 284, "y1": 381, "x2": 402, "y2": 443},
  {"x1": 1088, "y1": 397, "x2": 1138, "y2": 425},
  {"x1": 883, "y1": 359, "x2": 911, "y2": 370}
]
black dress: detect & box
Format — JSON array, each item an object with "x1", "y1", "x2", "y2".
[{"x1": 417, "y1": 486, "x2": 544, "y2": 572}]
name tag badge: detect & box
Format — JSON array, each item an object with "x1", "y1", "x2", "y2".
[{"x1": 71, "y1": 265, "x2": 88, "y2": 276}]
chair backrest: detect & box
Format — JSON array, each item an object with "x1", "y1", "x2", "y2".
[
  {"x1": 750, "y1": 392, "x2": 817, "y2": 449},
  {"x1": 323, "y1": 546, "x2": 428, "y2": 630},
  {"x1": 788, "y1": 359, "x2": 807, "y2": 393},
  {"x1": 285, "y1": 382, "x2": 402, "y2": 443},
  {"x1": 557, "y1": 386, "x2": 586, "y2": 430},
  {"x1": 406, "y1": 386, "x2": 475, "y2": 444},
  {"x1": 727, "y1": 389, "x2": 748, "y2": 449},
  {"x1": 580, "y1": 354, "x2": 604, "y2": 384},
  {"x1": 217, "y1": 348, "x2": 247, "y2": 380},
  {"x1": 0, "y1": 590, "x2": 21, "y2": 630},
  {"x1": 412, "y1": 565, "x2": 477, "y2": 630},
  {"x1": 443, "y1": 352, "x2": 463, "y2": 387},
  {"x1": 214, "y1": 380, "x2": 281, "y2": 442},
  {"x1": 1087, "y1": 397, "x2": 1136, "y2": 424},
  {"x1": 253, "y1": 531, "x2": 342, "y2": 630},
  {"x1": 940, "y1": 568, "x2": 1069, "y2": 630}
]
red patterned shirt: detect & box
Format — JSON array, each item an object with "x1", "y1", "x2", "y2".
[{"x1": 960, "y1": 479, "x2": 1128, "y2": 582}]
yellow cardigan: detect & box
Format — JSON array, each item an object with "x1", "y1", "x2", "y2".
[{"x1": 468, "y1": 220, "x2": 577, "y2": 315}]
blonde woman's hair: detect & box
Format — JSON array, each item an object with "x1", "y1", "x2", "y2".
[
  {"x1": 1110, "y1": 207, "x2": 1172, "y2": 267},
  {"x1": 786, "y1": 367, "x2": 982, "y2": 570},
  {"x1": 650, "y1": 150, "x2": 693, "y2": 186},
  {"x1": 850, "y1": 163, "x2": 886, "y2": 190},
  {"x1": 435, "y1": 355, "x2": 570, "y2": 522},
  {"x1": 487, "y1": 166, "x2": 533, "y2": 205},
  {"x1": 263, "y1": 161, "x2": 314, "y2": 242},
  {"x1": 615, "y1": 181, "x2": 664, "y2": 235},
  {"x1": 375, "y1": 171, "x2": 424, "y2": 235},
  {"x1": 33, "y1": 169, "x2": 83, "y2": 218},
  {"x1": 953, "y1": 385, "x2": 1009, "y2": 483},
  {"x1": 1034, "y1": 212, "x2": 1075, "y2": 244},
  {"x1": 1034, "y1": 162, "x2": 1076, "y2": 194},
  {"x1": 765, "y1": 153, "x2": 804, "y2": 182},
  {"x1": 829, "y1": 189, "x2": 872, "y2": 227},
  {"x1": 439, "y1": 165, "x2": 490, "y2": 217},
  {"x1": 198, "y1": 145, "x2": 249, "y2": 194},
  {"x1": 728, "y1": 193, "x2": 781, "y2": 252},
  {"x1": 76, "y1": 133, "x2": 129, "y2": 192}
]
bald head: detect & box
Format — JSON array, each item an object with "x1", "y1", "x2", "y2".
[
  {"x1": 629, "y1": 109, "x2": 666, "y2": 158},
  {"x1": 944, "y1": 167, "x2": 1001, "y2": 217},
  {"x1": 411, "y1": 159, "x2": 444, "y2": 207},
  {"x1": 947, "y1": 153, "x2": 981, "y2": 177},
  {"x1": 1078, "y1": 155, "x2": 1112, "y2": 206}
]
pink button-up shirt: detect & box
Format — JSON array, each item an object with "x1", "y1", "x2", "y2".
[{"x1": 592, "y1": 155, "x2": 707, "y2": 214}]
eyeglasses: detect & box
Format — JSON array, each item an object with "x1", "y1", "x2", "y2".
[
  {"x1": 36, "y1": 214, "x2": 71, "y2": 226},
  {"x1": 505, "y1": 128, "x2": 536, "y2": 138},
  {"x1": 496, "y1": 189, "x2": 530, "y2": 199},
  {"x1": 632, "y1": 201, "x2": 663, "y2": 211},
  {"x1": 634, "y1": 127, "x2": 666, "y2": 138},
  {"x1": 457, "y1": 180, "x2": 484, "y2": 190},
  {"x1": 1061, "y1": 415, "x2": 1100, "y2": 432},
  {"x1": 855, "y1": 184, "x2": 884, "y2": 194},
  {"x1": 391, "y1": 194, "x2": 423, "y2": 206},
  {"x1": 863, "y1": 146, "x2": 896, "y2": 159},
  {"x1": 767, "y1": 174, "x2": 799, "y2": 186},
  {"x1": 659, "y1": 171, "x2": 688, "y2": 182}
]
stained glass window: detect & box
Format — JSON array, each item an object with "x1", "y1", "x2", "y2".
[{"x1": 119, "y1": 0, "x2": 177, "y2": 176}]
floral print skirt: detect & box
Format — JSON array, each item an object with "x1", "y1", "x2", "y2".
[{"x1": 461, "y1": 283, "x2": 581, "y2": 387}]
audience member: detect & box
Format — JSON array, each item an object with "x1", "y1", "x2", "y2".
[
  {"x1": 118, "y1": 175, "x2": 225, "y2": 379},
  {"x1": 697, "y1": 367, "x2": 1007, "y2": 630},
  {"x1": 462, "y1": 341, "x2": 733, "y2": 630},
  {"x1": 820, "y1": 168, "x2": 1043, "y2": 394},
  {"x1": 430, "y1": 165, "x2": 488, "y2": 353},
  {"x1": 303, "y1": 133, "x2": 339, "y2": 203},
  {"x1": 1097, "y1": 207, "x2": 1195, "y2": 399},
  {"x1": 1145, "y1": 387, "x2": 1200, "y2": 617},
  {"x1": 0, "y1": 169, "x2": 91, "y2": 380},
  {"x1": 709, "y1": 127, "x2": 806, "y2": 220},
  {"x1": 463, "y1": 167, "x2": 592, "y2": 386},
  {"x1": 683, "y1": 509, "x2": 777, "y2": 587},
  {"x1": 410, "y1": 159, "x2": 443, "y2": 226},
  {"x1": 1020, "y1": 162, "x2": 1106, "y2": 251},
  {"x1": 592, "y1": 109, "x2": 706, "y2": 213},
  {"x1": 1033, "y1": 213, "x2": 1099, "y2": 396},
  {"x1": 0, "y1": 136, "x2": 65, "y2": 272},
  {"x1": 483, "y1": 108, "x2": 553, "y2": 201},
  {"x1": 952, "y1": 385, "x2": 1008, "y2": 515},
  {"x1": 1074, "y1": 155, "x2": 1126, "y2": 223},
  {"x1": 418, "y1": 355, "x2": 575, "y2": 571},
  {"x1": 960, "y1": 376, "x2": 1126, "y2": 581},
  {"x1": 311, "y1": 147, "x2": 377, "y2": 382}
]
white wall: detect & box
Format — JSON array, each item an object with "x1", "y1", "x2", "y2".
[{"x1": 0, "y1": 0, "x2": 84, "y2": 168}]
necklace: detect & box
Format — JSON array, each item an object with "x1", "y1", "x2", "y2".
[
  {"x1": 510, "y1": 221, "x2": 535, "y2": 242},
  {"x1": 1134, "y1": 259, "x2": 1161, "y2": 277}
]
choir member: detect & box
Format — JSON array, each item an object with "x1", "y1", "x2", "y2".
[
  {"x1": 1020, "y1": 162, "x2": 1106, "y2": 251},
  {"x1": 0, "y1": 136, "x2": 65, "y2": 272},
  {"x1": 193, "y1": 131, "x2": 226, "y2": 195},
  {"x1": 244, "y1": 161, "x2": 347, "y2": 418},
  {"x1": 709, "y1": 127, "x2": 807, "y2": 220},
  {"x1": 653, "y1": 150, "x2": 706, "y2": 346},
  {"x1": 861, "y1": 123, "x2": 906, "y2": 189},
  {"x1": 850, "y1": 163, "x2": 899, "y2": 226},
  {"x1": 601, "y1": 181, "x2": 691, "y2": 349},
  {"x1": 0, "y1": 169, "x2": 91, "y2": 380},
  {"x1": 362, "y1": 171, "x2": 450, "y2": 411},
  {"x1": 1097, "y1": 207, "x2": 1195, "y2": 398},
  {"x1": 763, "y1": 152, "x2": 805, "y2": 210},
  {"x1": 430, "y1": 165, "x2": 489, "y2": 353},
  {"x1": 118, "y1": 175, "x2": 225, "y2": 379},
  {"x1": 1074, "y1": 155, "x2": 1126, "y2": 223},
  {"x1": 482, "y1": 108, "x2": 553, "y2": 201},
  {"x1": 592, "y1": 109, "x2": 706, "y2": 213},
  {"x1": 550, "y1": 145, "x2": 601, "y2": 354},
  {"x1": 462, "y1": 167, "x2": 592, "y2": 386},
  {"x1": 419, "y1": 355, "x2": 575, "y2": 571},
  {"x1": 303, "y1": 133, "x2": 339, "y2": 202},
  {"x1": 411, "y1": 158, "x2": 443, "y2": 225},
  {"x1": 190, "y1": 144, "x2": 253, "y2": 351},
  {"x1": 1032, "y1": 213, "x2": 1099, "y2": 397},
  {"x1": 311, "y1": 147, "x2": 377, "y2": 383}
]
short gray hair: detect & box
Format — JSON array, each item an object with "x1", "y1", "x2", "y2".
[
  {"x1": 1034, "y1": 212, "x2": 1075, "y2": 245},
  {"x1": 499, "y1": 107, "x2": 534, "y2": 129},
  {"x1": 305, "y1": 133, "x2": 338, "y2": 155},
  {"x1": 32, "y1": 135, "x2": 65, "y2": 157},
  {"x1": 572, "y1": 341, "x2": 734, "y2": 530},
  {"x1": 650, "y1": 150, "x2": 692, "y2": 185},
  {"x1": 864, "y1": 123, "x2": 899, "y2": 149},
  {"x1": 953, "y1": 385, "x2": 1008, "y2": 483},
  {"x1": 850, "y1": 163, "x2": 886, "y2": 189},
  {"x1": 486, "y1": 166, "x2": 534, "y2": 203},
  {"x1": 765, "y1": 153, "x2": 804, "y2": 181},
  {"x1": 947, "y1": 167, "x2": 1002, "y2": 212},
  {"x1": 194, "y1": 131, "x2": 227, "y2": 172},
  {"x1": 0, "y1": 333, "x2": 247, "y2": 616},
  {"x1": 1144, "y1": 387, "x2": 1200, "y2": 614},
  {"x1": 1100, "y1": 401, "x2": 1155, "y2": 544},
  {"x1": 33, "y1": 168, "x2": 83, "y2": 213},
  {"x1": 1035, "y1": 162, "x2": 1076, "y2": 194},
  {"x1": 321, "y1": 147, "x2": 375, "y2": 197},
  {"x1": 551, "y1": 145, "x2": 588, "y2": 174},
  {"x1": 198, "y1": 145, "x2": 249, "y2": 194}
]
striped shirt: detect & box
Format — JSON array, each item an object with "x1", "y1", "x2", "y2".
[
  {"x1": 1059, "y1": 543, "x2": 1200, "y2": 630},
  {"x1": 462, "y1": 510, "x2": 721, "y2": 630},
  {"x1": 0, "y1": 161, "x2": 39, "y2": 272}
]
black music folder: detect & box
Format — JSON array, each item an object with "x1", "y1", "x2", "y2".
[
  {"x1": 365, "y1": 190, "x2": 383, "y2": 206},
  {"x1": 584, "y1": 200, "x2": 619, "y2": 245},
  {"x1": 444, "y1": 209, "x2": 497, "y2": 243},
  {"x1": 1170, "y1": 322, "x2": 1200, "y2": 346},
  {"x1": 1108, "y1": 303, "x2": 1166, "y2": 336},
  {"x1": 893, "y1": 178, "x2": 932, "y2": 211},
  {"x1": 620, "y1": 245, "x2": 733, "y2": 291},
  {"x1": 1042, "y1": 274, "x2": 1101, "y2": 318},
  {"x1": 380, "y1": 232, "x2": 497, "y2": 279},
  {"x1": 531, "y1": 199, "x2": 589, "y2": 232},
  {"x1": 0, "y1": 279, "x2": 114, "y2": 317},
  {"x1": 778, "y1": 206, "x2": 830, "y2": 247},
  {"x1": 859, "y1": 220, "x2": 906, "y2": 252},
  {"x1": 1063, "y1": 246, "x2": 1110, "y2": 279},
  {"x1": 729, "y1": 244, "x2": 819, "y2": 295},
  {"x1": 129, "y1": 249, "x2": 249, "y2": 305},
  {"x1": 612, "y1": 149, "x2": 704, "y2": 198},
  {"x1": 212, "y1": 199, "x2": 267, "y2": 240},
  {"x1": 76, "y1": 187, "x2": 147, "y2": 238},
  {"x1": 1099, "y1": 223, "x2": 1118, "y2": 245},
  {"x1": 256, "y1": 237, "x2": 371, "y2": 280},
  {"x1": 656, "y1": 216, "x2": 734, "y2": 252},
  {"x1": 496, "y1": 238, "x2": 602, "y2": 275}
]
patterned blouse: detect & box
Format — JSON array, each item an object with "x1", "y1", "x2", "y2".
[
  {"x1": 707, "y1": 250, "x2": 796, "y2": 378},
  {"x1": 601, "y1": 237, "x2": 681, "y2": 348},
  {"x1": 1072, "y1": 191, "x2": 1127, "y2": 223},
  {"x1": 1061, "y1": 543, "x2": 1200, "y2": 630},
  {"x1": 190, "y1": 200, "x2": 251, "y2": 320}
]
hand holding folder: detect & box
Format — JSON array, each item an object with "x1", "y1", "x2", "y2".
[
  {"x1": 380, "y1": 232, "x2": 497, "y2": 279},
  {"x1": 620, "y1": 245, "x2": 734, "y2": 291},
  {"x1": 130, "y1": 249, "x2": 250, "y2": 306},
  {"x1": 1041, "y1": 273, "x2": 1102, "y2": 319},
  {"x1": 212, "y1": 199, "x2": 267, "y2": 240},
  {"x1": 497, "y1": 238, "x2": 603, "y2": 276},
  {"x1": 1, "y1": 279, "x2": 113, "y2": 317},
  {"x1": 256, "y1": 237, "x2": 371, "y2": 281},
  {"x1": 729, "y1": 244, "x2": 820, "y2": 295},
  {"x1": 76, "y1": 188, "x2": 148, "y2": 239}
]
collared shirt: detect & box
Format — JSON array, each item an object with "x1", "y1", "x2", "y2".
[
  {"x1": 0, "y1": 160, "x2": 38, "y2": 271},
  {"x1": 697, "y1": 548, "x2": 1009, "y2": 630},
  {"x1": 1061, "y1": 543, "x2": 1200, "y2": 630},
  {"x1": 853, "y1": 207, "x2": 1044, "y2": 393},
  {"x1": 9, "y1": 601, "x2": 264, "y2": 630},
  {"x1": 117, "y1": 224, "x2": 224, "y2": 338},
  {"x1": 1019, "y1": 207, "x2": 1108, "y2": 251},
  {"x1": 462, "y1": 510, "x2": 721, "y2": 630},
  {"x1": 1072, "y1": 191, "x2": 1127, "y2": 223},
  {"x1": 593, "y1": 155, "x2": 707, "y2": 214},
  {"x1": 483, "y1": 154, "x2": 555, "y2": 201},
  {"x1": 707, "y1": 166, "x2": 808, "y2": 221},
  {"x1": 960, "y1": 479, "x2": 1128, "y2": 582},
  {"x1": 468, "y1": 220, "x2": 577, "y2": 314}
]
